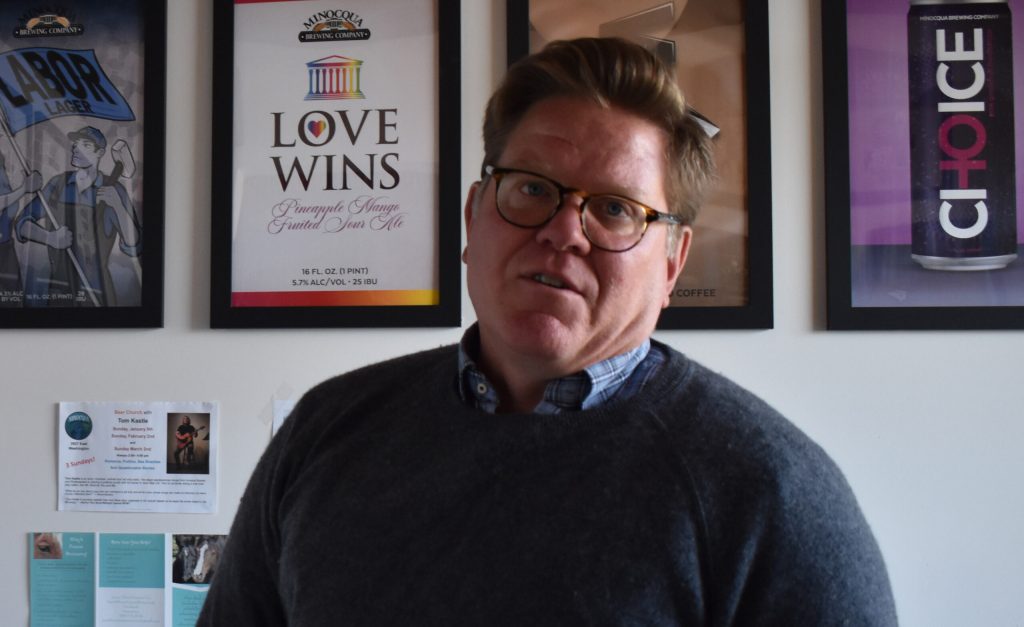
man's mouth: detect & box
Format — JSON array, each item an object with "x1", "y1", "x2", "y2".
[{"x1": 532, "y1": 274, "x2": 566, "y2": 289}]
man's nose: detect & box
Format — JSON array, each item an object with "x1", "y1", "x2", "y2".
[{"x1": 535, "y1": 193, "x2": 591, "y2": 254}]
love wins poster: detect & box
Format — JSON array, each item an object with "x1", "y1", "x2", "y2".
[{"x1": 230, "y1": 1, "x2": 440, "y2": 308}]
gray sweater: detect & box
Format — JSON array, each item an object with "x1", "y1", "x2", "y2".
[{"x1": 199, "y1": 342, "x2": 897, "y2": 626}]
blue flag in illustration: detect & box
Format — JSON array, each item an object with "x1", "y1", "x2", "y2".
[{"x1": 0, "y1": 47, "x2": 134, "y2": 133}]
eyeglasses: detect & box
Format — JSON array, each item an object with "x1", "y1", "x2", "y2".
[{"x1": 483, "y1": 165, "x2": 682, "y2": 252}]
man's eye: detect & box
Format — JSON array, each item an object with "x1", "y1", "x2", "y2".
[
  {"x1": 598, "y1": 199, "x2": 634, "y2": 220},
  {"x1": 519, "y1": 180, "x2": 550, "y2": 198}
]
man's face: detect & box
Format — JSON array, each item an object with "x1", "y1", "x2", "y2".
[
  {"x1": 70, "y1": 138, "x2": 102, "y2": 168},
  {"x1": 464, "y1": 97, "x2": 691, "y2": 380}
]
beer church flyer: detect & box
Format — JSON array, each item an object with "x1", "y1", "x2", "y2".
[
  {"x1": 58, "y1": 401, "x2": 219, "y2": 514},
  {"x1": 228, "y1": 1, "x2": 440, "y2": 308},
  {"x1": 29, "y1": 532, "x2": 226, "y2": 626}
]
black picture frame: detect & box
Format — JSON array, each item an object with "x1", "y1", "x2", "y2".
[
  {"x1": 211, "y1": 0, "x2": 460, "y2": 328},
  {"x1": 506, "y1": 0, "x2": 773, "y2": 329},
  {"x1": 0, "y1": 1, "x2": 166, "y2": 328},
  {"x1": 824, "y1": 0, "x2": 1024, "y2": 330}
]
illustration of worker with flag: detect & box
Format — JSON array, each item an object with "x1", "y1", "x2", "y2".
[
  {"x1": 17, "y1": 123, "x2": 141, "y2": 307},
  {"x1": 0, "y1": 3, "x2": 147, "y2": 309}
]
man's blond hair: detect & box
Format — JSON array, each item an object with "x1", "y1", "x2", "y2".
[{"x1": 481, "y1": 37, "x2": 716, "y2": 247}]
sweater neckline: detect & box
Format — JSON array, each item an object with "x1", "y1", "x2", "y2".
[{"x1": 437, "y1": 339, "x2": 694, "y2": 428}]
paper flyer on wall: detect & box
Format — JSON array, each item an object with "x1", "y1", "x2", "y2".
[
  {"x1": 29, "y1": 532, "x2": 226, "y2": 627},
  {"x1": 272, "y1": 398, "x2": 297, "y2": 436},
  {"x1": 58, "y1": 402, "x2": 218, "y2": 513}
]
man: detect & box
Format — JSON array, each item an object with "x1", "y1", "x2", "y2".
[
  {"x1": 0, "y1": 155, "x2": 42, "y2": 306},
  {"x1": 174, "y1": 415, "x2": 199, "y2": 470},
  {"x1": 18, "y1": 126, "x2": 141, "y2": 307},
  {"x1": 200, "y1": 38, "x2": 897, "y2": 625}
]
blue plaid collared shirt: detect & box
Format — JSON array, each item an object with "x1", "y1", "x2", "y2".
[{"x1": 457, "y1": 325, "x2": 665, "y2": 414}]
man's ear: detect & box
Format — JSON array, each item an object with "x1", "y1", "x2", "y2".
[
  {"x1": 464, "y1": 181, "x2": 481, "y2": 232},
  {"x1": 663, "y1": 226, "x2": 692, "y2": 308},
  {"x1": 463, "y1": 181, "x2": 481, "y2": 264}
]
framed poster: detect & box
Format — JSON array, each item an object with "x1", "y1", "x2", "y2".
[
  {"x1": 507, "y1": 0, "x2": 773, "y2": 329},
  {"x1": 824, "y1": 0, "x2": 1024, "y2": 329},
  {"x1": 0, "y1": 1, "x2": 165, "y2": 328},
  {"x1": 211, "y1": 0, "x2": 461, "y2": 328}
]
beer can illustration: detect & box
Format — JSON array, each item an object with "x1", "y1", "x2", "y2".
[{"x1": 908, "y1": 0, "x2": 1018, "y2": 270}]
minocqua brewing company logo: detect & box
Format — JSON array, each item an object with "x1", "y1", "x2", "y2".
[
  {"x1": 13, "y1": 8, "x2": 84, "y2": 38},
  {"x1": 299, "y1": 9, "x2": 370, "y2": 42},
  {"x1": 65, "y1": 412, "x2": 93, "y2": 441},
  {"x1": 304, "y1": 55, "x2": 365, "y2": 101}
]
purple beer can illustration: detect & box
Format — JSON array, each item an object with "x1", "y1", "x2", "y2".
[{"x1": 908, "y1": 0, "x2": 1017, "y2": 270}]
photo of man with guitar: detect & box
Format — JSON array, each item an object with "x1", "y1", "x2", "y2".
[{"x1": 167, "y1": 413, "x2": 210, "y2": 474}]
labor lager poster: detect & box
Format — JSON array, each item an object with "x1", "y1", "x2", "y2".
[{"x1": 0, "y1": 1, "x2": 163, "y2": 327}]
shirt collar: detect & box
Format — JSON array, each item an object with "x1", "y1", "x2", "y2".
[{"x1": 457, "y1": 324, "x2": 651, "y2": 414}]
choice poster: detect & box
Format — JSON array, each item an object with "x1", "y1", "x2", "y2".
[{"x1": 826, "y1": 0, "x2": 1024, "y2": 328}]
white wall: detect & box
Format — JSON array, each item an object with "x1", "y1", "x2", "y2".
[{"x1": 3, "y1": 1, "x2": 1022, "y2": 625}]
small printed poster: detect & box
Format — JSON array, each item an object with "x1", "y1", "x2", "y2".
[
  {"x1": 58, "y1": 402, "x2": 218, "y2": 513},
  {"x1": 29, "y1": 532, "x2": 94, "y2": 627},
  {"x1": 29, "y1": 532, "x2": 226, "y2": 627}
]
